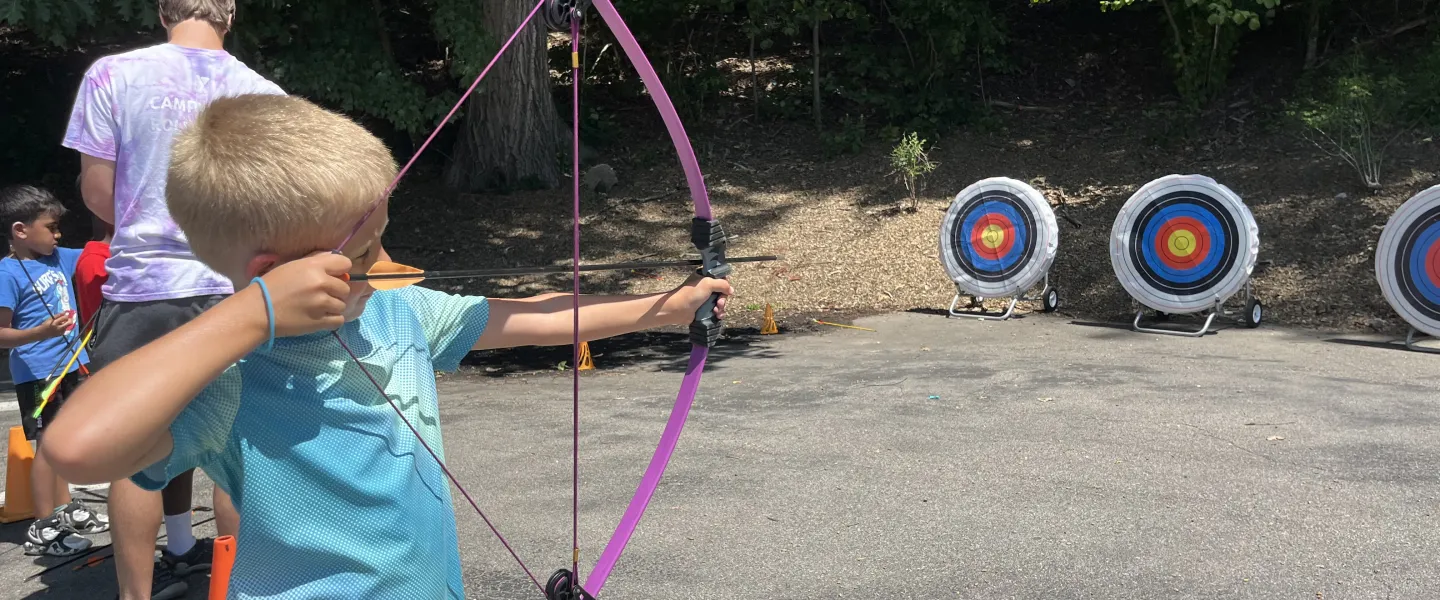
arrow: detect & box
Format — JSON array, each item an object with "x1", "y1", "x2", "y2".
[
  {"x1": 32, "y1": 324, "x2": 94, "y2": 419},
  {"x1": 349, "y1": 256, "x2": 780, "y2": 291}
]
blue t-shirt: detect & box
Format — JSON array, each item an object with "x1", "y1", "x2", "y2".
[
  {"x1": 135, "y1": 286, "x2": 488, "y2": 599},
  {"x1": 0, "y1": 248, "x2": 88, "y2": 384}
]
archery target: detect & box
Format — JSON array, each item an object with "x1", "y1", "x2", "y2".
[
  {"x1": 1376, "y1": 185, "x2": 1440, "y2": 337},
  {"x1": 939, "y1": 178, "x2": 1059, "y2": 298},
  {"x1": 1110, "y1": 175, "x2": 1259, "y2": 314}
]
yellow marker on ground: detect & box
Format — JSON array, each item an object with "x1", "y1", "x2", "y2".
[{"x1": 812, "y1": 319, "x2": 876, "y2": 332}]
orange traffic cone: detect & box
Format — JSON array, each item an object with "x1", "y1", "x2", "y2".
[
  {"x1": 760, "y1": 304, "x2": 779, "y2": 335},
  {"x1": 577, "y1": 341, "x2": 595, "y2": 371},
  {"x1": 0, "y1": 426, "x2": 36, "y2": 523},
  {"x1": 209, "y1": 535, "x2": 237, "y2": 600}
]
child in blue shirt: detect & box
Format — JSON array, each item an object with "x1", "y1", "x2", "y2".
[
  {"x1": 44, "y1": 94, "x2": 732, "y2": 598},
  {"x1": 0, "y1": 184, "x2": 110, "y2": 556}
]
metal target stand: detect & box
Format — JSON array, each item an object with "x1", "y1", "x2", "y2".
[
  {"x1": 1131, "y1": 276, "x2": 1265, "y2": 337},
  {"x1": 1404, "y1": 329, "x2": 1440, "y2": 354},
  {"x1": 947, "y1": 274, "x2": 1059, "y2": 321}
]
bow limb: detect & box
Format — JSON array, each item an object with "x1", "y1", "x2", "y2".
[{"x1": 582, "y1": 1, "x2": 721, "y2": 595}]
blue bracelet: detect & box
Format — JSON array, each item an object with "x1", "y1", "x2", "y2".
[{"x1": 251, "y1": 277, "x2": 276, "y2": 351}]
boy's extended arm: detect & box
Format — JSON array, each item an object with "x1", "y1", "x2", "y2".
[
  {"x1": 0, "y1": 307, "x2": 72, "y2": 348},
  {"x1": 474, "y1": 278, "x2": 731, "y2": 350},
  {"x1": 43, "y1": 287, "x2": 270, "y2": 484}
]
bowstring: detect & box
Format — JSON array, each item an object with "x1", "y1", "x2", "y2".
[
  {"x1": 324, "y1": 0, "x2": 552, "y2": 593},
  {"x1": 570, "y1": 13, "x2": 583, "y2": 589}
]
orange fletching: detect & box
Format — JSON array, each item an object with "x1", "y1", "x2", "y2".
[{"x1": 363, "y1": 261, "x2": 426, "y2": 290}]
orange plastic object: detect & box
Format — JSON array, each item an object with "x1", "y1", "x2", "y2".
[
  {"x1": 209, "y1": 535, "x2": 237, "y2": 600},
  {"x1": 0, "y1": 426, "x2": 35, "y2": 523},
  {"x1": 577, "y1": 341, "x2": 595, "y2": 371}
]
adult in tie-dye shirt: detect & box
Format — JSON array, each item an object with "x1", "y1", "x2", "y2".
[{"x1": 62, "y1": 2, "x2": 282, "y2": 598}]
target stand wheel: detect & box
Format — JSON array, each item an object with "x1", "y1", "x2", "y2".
[
  {"x1": 941, "y1": 177, "x2": 1060, "y2": 322},
  {"x1": 1376, "y1": 184, "x2": 1440, "y2": 353},
  {"x1": 1042, "y1": 287, "x2": 1060, "y2": 313},
  {"x1": 1112, "y1": 174, "x2": 1260, "y2": 337},
  {"x1": 1242, "y1": 298, "x2": 1263, "y2": 328}
]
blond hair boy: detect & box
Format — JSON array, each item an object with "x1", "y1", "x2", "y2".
[{"x1": 44, "y1": 94, "x2": 733, "y2": 597}]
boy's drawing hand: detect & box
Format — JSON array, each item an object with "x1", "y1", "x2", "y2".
[
  {"x1": 39, "y1": 311, "x2": 75, "y2": 338},
  {"x1": 667, "y1": 275, "x2": 734, "y2": 325},
  {"x1": 257, "y1": 253, "x2": 353, "y2": 336}
]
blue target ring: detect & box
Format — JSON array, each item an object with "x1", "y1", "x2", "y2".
[
  {"x1": 1126, "y1": 191, "x2": 1241, "y2": 296},
  {"x1": 946, "y1": 190, "x2": 1039, "y2": 284},
  {"x1": 1138, "y1": 203, "x2": 1228, "y2": 285},
  {"x1": 958, "y1": 200, "x2": 1029, "y2": 274},
  {"x1": 1407, "y1": 221, "x2": 1440, "y2": 305}
]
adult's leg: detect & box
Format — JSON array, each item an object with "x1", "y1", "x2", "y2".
[
  {"x1": 110, "y1": 478, "x2": 164, "y2": 600},
  {"x1": 214, "y1": 485, "x2": 239, "y2": 538}
]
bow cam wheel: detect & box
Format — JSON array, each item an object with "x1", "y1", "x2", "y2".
[{"x1": 543, "y1": 0, "x2": 588, "y2": 31}]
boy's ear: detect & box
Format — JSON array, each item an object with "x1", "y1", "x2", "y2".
[
  {"x1": 244, "y1": 253, "x2": 281, "y2": 280},
  {"x1": 10, "y1": 222, "x2": 27, "y2": 240}
]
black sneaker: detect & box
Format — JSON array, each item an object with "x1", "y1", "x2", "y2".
[
  {"x1": 160, "y1": 537, "x2": 213, "y2": 576},
  {"x1": 58, "y1": 501, "x2": 110, "y2": 534},
  {"x1": 23, "y1": 516, "x2": 92, "y2": 556},
  {"x1": 149, "y1": 559, "x2": 189, "y2": 600}
]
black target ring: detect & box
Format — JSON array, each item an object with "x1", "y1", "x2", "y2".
[
  {"x1": 1127, "y1": 191, "x2": 1242, "y2": 296},
  {"x1": 948, "y1": 191, "x2": 1039, "y2": 283}
]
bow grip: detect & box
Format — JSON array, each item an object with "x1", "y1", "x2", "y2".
[{"x1": 689, "y1": 218, "x2": 731, "y2": 347}]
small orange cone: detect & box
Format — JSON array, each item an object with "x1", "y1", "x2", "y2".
[
  {"x1": 760, "y1": 304, "x2": 779, "y2": 335},
  {"x1": 577, "y1": 341, "x2": 595, "y2": 371},
  {"x1": 209, "y1": 535, "x2": 237, "y2": 600},
  {"x1": 0, "y1": 426, "x2": 36, "y2": 523}
]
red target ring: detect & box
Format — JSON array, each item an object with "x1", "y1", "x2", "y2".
[
  {"x1": 1427, "y1": 238, "x2": 1440, "y2": 288},
  {"x1": 969, "y1": 213, "x2": 1016, "y2": 261},
  {"x1": 1153, "y1": 216, "x2": 1211, "y2": 270}
]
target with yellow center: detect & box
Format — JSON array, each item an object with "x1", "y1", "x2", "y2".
[
  {"x1": 1111, "y1": 175, "x2": 1259, "y2": 315},
  {"x1": 940, "y1": 178, "x2": 1059, "y2": 299}
]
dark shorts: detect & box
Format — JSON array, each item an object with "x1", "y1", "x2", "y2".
[
  {"x1": 16, "y1": 376, "x2": 79, "y2": 440},
  {"x1": 90, "y1": 295, "x2": 226, "y2": 372}
]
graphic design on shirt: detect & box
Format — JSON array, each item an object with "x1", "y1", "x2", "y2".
[{"x1": 19, "y1": 263, "x2": 76, "y2": 322}]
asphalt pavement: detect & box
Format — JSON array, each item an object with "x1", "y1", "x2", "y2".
[{"x1": 1, "y1": 312, "x2": 1436, "y2": 599}]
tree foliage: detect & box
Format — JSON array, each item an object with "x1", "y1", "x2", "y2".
[
  {"x1": 1034, "y1": 0, "x2": 1283, "y2": 106},
  {"x1": 2, "y1": 0, "x2": 1437, "y2": 189}
]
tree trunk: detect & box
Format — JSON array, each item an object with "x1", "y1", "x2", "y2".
[
  {"x1": 812, "y1": 8, "x2": 822, "y2": 131},
  {"x1": 445, "y1": 0, "x2": 562, "y2": 192},
  {"x1": 1304, "y1": 0, "x2": 1324, "y2": 69}
]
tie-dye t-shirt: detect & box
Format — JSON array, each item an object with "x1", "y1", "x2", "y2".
[{"x1": 63, "y1": 43, "x2": 284, "y2": 302}]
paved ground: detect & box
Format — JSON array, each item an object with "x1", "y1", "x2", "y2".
[{"x1": 1, "y1": 311, "x2": 1437, "y2": 599}]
